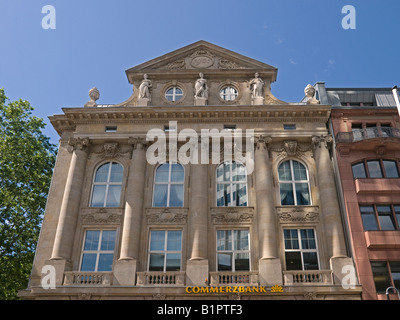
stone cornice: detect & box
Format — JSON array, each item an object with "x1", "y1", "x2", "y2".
[{"x1": 50, "y1": 104, "x2": 332, "y2": 136}]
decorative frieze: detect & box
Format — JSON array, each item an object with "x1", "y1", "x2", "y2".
[
  {"x1": 210, "y1": 207, "x2": 254, "y2": 224},
  {"x1": 145, "y1": 208, "x2": 188, "y2": 225},
  {"x1": 276, "y1": 206, "x2": 319, "y2": 223},
  {"x1": 271, "y1": 140, "x2": 311, "y2": 160},
  {"x1": 80, "y1": 208, "x2": 123, "y2": 225}
]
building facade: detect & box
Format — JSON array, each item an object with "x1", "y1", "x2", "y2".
[
  {"x1": 19, "y1": 41, "x2": 361, "y2": 300},
  {"x1": 315, "y1": 85, "x2": 400, "y2": 300}
]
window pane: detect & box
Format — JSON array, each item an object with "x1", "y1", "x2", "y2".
[
  {"x1": 150, "y1": 231, "x2": 165, "y2": 251},
  {"x1": 278, "y1": 161, "x2": 292, "y2": 181},
  {"x1": 285, "y1": 252, "x2": 302, "y2": 270},
  {"x1": 284, "y1": 229, "x2": 299, "y2": 250},
  {"x1": 300, "y1": 229, "x2": 316, "y2": 249},
  {"x1": 166, "y1": 253, "x2": 181, "y2": 271},
  {"x1": 371, "y1": 262, "x2": 391, "y2": 293},
  {"x1": 97, "y1": 253, "x2": 114, "y2": 271},
  {"x1": 218, "y1": 253, "x2": 232, "y2": 271},
  {"x1": 217, "y1": 230, "x2": 232, "y2": 251},
  {"x1": 109, "y1": 163, "x2": 123, "y2": 182},
  {"x1": 106, "y1": 185, "x2": 121, "y2": 207},
  {"x1": 81, "y1": 253, "x2": 97, "y2": 271},
  {"x1": 216, "y1": 184, "x2": 225, "y2": 207},
  {"x1": 234, "y1": 230, "x2": 249, "y2": 250},
  {"x1": 166, "y1": 88, "x2": 174, "y2": 95},
  {"x1": 149, "y1": 253, "x2": 164, "y2": 271},
  {"x1": 232, "y1": 183, "x2": 247, "y2": 206},
  {"x1": 94, "y1": 163, "x2": 110, "y2": 182},
  {"x1": 352, "y1": 162, "x2": 367, "y2": 179},
  {"x1": 303, "y1": 252, "x2": 319, "y2": 270},
  {"x1": 169, "y1": 184, "x2": 183, "y2": 207},
  {"x1": 280, "y1": 183, "x2": 294, "y2": 205},
  {"x1": 377, "y1": 205, "x2": 396, "y2": 230},
  {"x1": 170, "y1": 163, "x2": 184, "y2": 182},
  {"x1": 292, "y1": 161, "x2": 307, "y2": 181},
  {"x1": 153, "y1": 184, "x2": 168, "y2": 207},
  {"x1": 91, "y1": 185, "x2": 106, "y2": 207},
  {"x1": 360, "y1": 206, "x2": 378, "y2": 231},
  {"x1": 155, "y1": 163, "x2": 170, "y2": 182},
  {"x1": 216, "y1": 183, "x2": 232, "y2": 207},
  {"x1": 175, "y1": 88, "x2": 183, "y2": 95},
  {"x1": 390, "y1": 262, "x2": 400, "y2": 290},
  {"x1": 395, "y1": 205, "x2": 400, "y2": 228},
  {"x1": 223, "y1": 163, "x2": 231, "y2": 181},
  {"x1": 100, "y1": 230, "x2": 116, "y2": 251},
  {"x1": 235, "y1": 252, "x2": 250, "y2": 271},
  {"x1": 167, "y1": 231, "x2": 182, "y2": 251},
  {"x1": 216, "y1": 164, "x2": 224, "y2": 182},
  {"x1": 383, "y1": 160, "x2": 399, "y2": 178},
  {"x1": 84, "y1": 230, "x2": 100, "y2": 251},
  {"x1": 367, "y1": 160, "x2": 383, "y2": 178},
  {"x1": 295, "y1": 183, "x2": 310, "y2": 205},
  {"x1": 233, "y1": 163, "x2": 247, "y2": 182}
]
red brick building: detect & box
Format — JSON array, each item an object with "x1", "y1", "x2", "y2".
[{"x1": 315, "y1": 84, "x2": 400, "y2": 299}]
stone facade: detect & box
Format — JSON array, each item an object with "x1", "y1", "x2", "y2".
[{"x1": 19, "y1": 41, "x2": 361, "y2": 300}]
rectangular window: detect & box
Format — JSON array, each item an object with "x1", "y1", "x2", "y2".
[
  {"x1": 352, "y1": 162, "x2": 367, "y2": 179},
  {"x1": 383, "y1": 160, "x2": 400, "y2": 178},
  {"x1": 360, "y1": 205, "x2": 378, "y2": 231},
  {"x1": 284, "y1": 229, "x2": 319, "y2": 271},
  {"x1": 283, "y1": 124, "x2": 296, "y2": 130},
  {"x1": 105, "y1": 126, "x2": 117, "y2": 132},
  {"x1": 376, "y1": 205, "x2": 396, "y2": 230},
  {"x1": 371, "y1": 261, "x2": 394, "y2": 294},
  {"x1": 223, "y1": 124, "x2": 237, "y2": 131},
  {"x1": 360, "y1": 204, "x2": 400, "y2": 231},
  {"x1": 149, "y1": 230, "x2": 182, "y2": 272},
  {"x1": 367, "y1": 160, "x2": 383, "y2": 178},
  {"x1": 80, "y1": 230, "x2": 116, "y2": 272},
  {"x1": 216, "y1": 230, "x2": 250, "y2": 272}
]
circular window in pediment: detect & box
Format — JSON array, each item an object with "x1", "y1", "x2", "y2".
[
  {"x1": 220, "y1": 86, "x2": 239, "y2": 101},
  {"x1": 165, "y1": 86, "x2": 184, "y2": 102}
]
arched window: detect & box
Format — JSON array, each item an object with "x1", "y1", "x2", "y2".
[
  {"x1": 90, "y1": 162, "x2": 123, "y2": 207},
  {"x1": 216, "y1": 161, "x2": 247, "y2": 207},
  {"x1": 153, "y1": 162, "x2": 184, "y2": 207},
  {"x1": 278, "y1": 160, "x2": 311, "y2": 206}
]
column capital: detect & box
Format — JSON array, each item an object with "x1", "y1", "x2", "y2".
[
  {"x1": 128, "y1": 136, "x2": 148, "y2": 150},
  {"x1": 67, "y1": 137, "x2": 90, "y2": 153},
  {"x1": 311, "y1": 135, "x2": 333, "y2": 150},
  {"x1": 254, "y1": 135, "x2": 272, "y2": 151}
]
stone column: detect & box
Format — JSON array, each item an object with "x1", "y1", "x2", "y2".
[
  {"x1": 254, "y1": 136, "x2": 282, "y2": 285},
  {"x1": 312, "y1": 135, "x2": 354, "y2": 284},
  {"x1": 50, "y1": 138, "x2": 89, "y2": 267},
  {"x1": 114, "y1": 137, "x2": 147, "y2": 285},
  {"x1": 186, "y1": 140, "x2": 209, "y2": 286}
]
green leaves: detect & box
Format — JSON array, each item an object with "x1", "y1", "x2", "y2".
[{"x1": 0, "y1": 88, "x2": 57, "y2": 299}]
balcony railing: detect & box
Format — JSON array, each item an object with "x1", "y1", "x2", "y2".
[
  {"x1": 209, "y1": 271, "x2": 259, "y2": 286},
  {"x1": 63, "y1": 272, "x2": 112, "y2": 286},
  {"x1": 336, "y1": 127, "x2": 400, "y2": 143},
  {"x1": 283, "y1": 270, "x2": 332, "y2": 285},
  {"x1": 136, "y1": 271, "x2": 186, "y2": 286}
]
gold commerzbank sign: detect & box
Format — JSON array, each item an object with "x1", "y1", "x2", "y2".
[{"x1": 185, "y1": 285, "x2": 283, "y2": 294}]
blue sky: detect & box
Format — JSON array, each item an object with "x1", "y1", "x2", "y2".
[{"x1": 1, "y1": 0, "x2": 399, "y2": 144}]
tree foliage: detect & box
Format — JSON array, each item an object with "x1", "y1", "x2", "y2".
[{"x1": 0, "y1": 88, "x2": 57, "y2": 299}]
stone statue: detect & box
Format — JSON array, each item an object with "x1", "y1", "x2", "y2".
[
  {"x1": 249, "y1": 73, "x2": 264, "y2": 98},
  {"x1": 194, "y1": 73, "x2": 208, "y2": 99},
  {"x1": 304, "y1": 84, "x2": 320, "y2": 104},
  {"x1": 138, "y1": 74, "x2": 152, "y2": 100},
  {"x1": 84, "y1": 87, "x2": 100, "y2": 107}
]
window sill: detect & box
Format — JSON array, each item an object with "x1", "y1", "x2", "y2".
[
  {"x1": 364, "y1": 230, "x2": 400, "y2": 249},
  {"x1": 355, "y1": 178, "x2": 400, "y2": 194}
]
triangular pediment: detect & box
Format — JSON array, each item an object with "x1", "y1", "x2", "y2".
[{"x1": 125, "y1": 40, "x2": 277, "y2": 82}]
